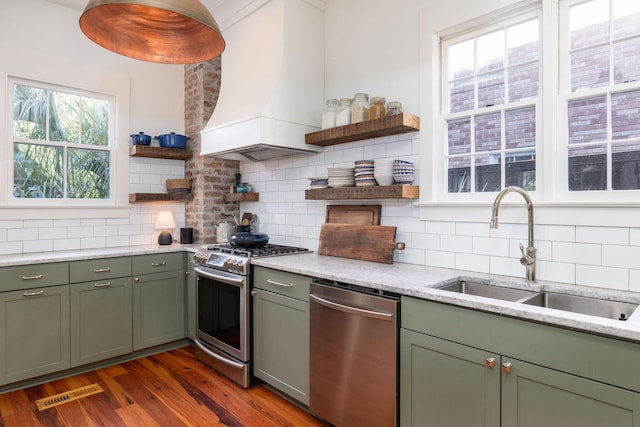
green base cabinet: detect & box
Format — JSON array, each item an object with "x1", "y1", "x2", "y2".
[
  {"x1": 253, "y1": 266, "x2": 310, "y2": 405},
  {"x1": 0, "y1": 285, "x2": 70, "y2": 385},
  {"x1": 400, "y1": 296, "x2": 640, "y2": 427},
  {"x1": 185, "y1": 253, "x2": 196, "y2": 340},
  {"x1": 400, "y1": 329, "x2": 500, "y2": 427},
  {"x1": 133, "y1": 269, "x2": 185, "y2": 351},
  {"x1": 70, "y1": 277, "x2": 133, "y2": 367}
]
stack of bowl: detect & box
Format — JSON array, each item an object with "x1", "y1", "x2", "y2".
[
  {"x1": 374, "y1": 158, "x2": 395, "y2": 186},
  {"x1": 354, "y1": 160, "x2": 377, "y2": 187},
  {"x1": 308, "y1": 177, "x2": 329, "y2": 189},
  {"x1": 328, "y1": 168, "x2": 355, "y2": 187},
  {"x1": 393, "y1": 160, "x2": 415, "y2": 184}
]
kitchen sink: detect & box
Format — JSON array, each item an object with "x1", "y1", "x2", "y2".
[
  {"x1": 437, "y1": 281, "x2": 539, "y2": 302},
  {"x1": 521, "y1": 292, "x2": 639, "y2": 321}
]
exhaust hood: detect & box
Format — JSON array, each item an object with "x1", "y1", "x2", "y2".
[{"x1": 200, "y1": 0, "x2": 325, "y2": 161}]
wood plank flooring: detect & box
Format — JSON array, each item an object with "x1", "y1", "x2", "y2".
[{"x1": 0, "y1": 346, "x2": 329, "y2": 426}]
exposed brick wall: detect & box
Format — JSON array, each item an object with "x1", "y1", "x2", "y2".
[{"x1": 184, "y1": 58, "x2": 240, "y2": 243}]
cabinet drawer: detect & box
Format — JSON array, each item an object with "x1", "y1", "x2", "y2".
[
  {"x1": 253, "y1": 267, "x2": 310, "y2": 301},
  {"x1": 0, "y1": 263, "x2": 69, "y2": 292},
  {"x1": 70, "y1": 257, "x2": 131, "y2": 283},
  {"x1": 132, "y1": 253, "x2": 183, "y2": 275}
]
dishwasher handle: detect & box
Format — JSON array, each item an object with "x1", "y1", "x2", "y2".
[{"x1": 310, "y1": 293, "x2": 394, "y2": 322}]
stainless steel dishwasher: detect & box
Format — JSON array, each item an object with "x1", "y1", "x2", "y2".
[{"x1": 309, "y1": 279, "x2": 400, "y2": 427}]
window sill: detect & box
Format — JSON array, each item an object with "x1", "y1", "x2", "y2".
[{"x1": 416, "y1": 201, "x2": 640, "y2": 228}]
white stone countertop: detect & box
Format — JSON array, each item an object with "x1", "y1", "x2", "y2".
[
  {"x1": 2, "y1": 244, "x2": 640, "y2": 343},
  {"x1": 251, "y1": 252, "x2": 640, "y2": 343}
]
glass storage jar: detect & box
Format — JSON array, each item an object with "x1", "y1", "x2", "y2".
[
  {"x1": 351, "y1": 93, "x2": 370, "y2": 123},
  {"x1": 386, "y1": 101, "x2": 403, "y2": 116},
  {"x1": 369, "y1": 97, "x2": 386, "y2": 120},
  {"x1": 321, "y1": 98, "x2": 338, "y2": 129},
  {"x1": 335, "y1": 98, "x2": 353, "y2": 126}
]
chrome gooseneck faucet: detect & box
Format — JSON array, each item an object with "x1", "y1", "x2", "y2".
[{"x1": 490, "y1": 186, "x2": 536, "y2": 282}]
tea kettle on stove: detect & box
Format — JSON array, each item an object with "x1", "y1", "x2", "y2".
[{"x1": 216, "y1": 221, "x2": 235, "y2": 243}]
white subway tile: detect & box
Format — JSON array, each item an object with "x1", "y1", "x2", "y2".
[
  {"x1": 489, "y1": 255, "x2": 525, "y2": 277},
  {"x1": 426, "y1": 221, "x2": 456, "y2": 235},
  {"x1": 53, "y1": 239, "x2": 81, "y2": 252},
  {"x1": 629, "y1": 270, "x2": 640, "y2": 293},
  {"x1": 576, "y1": 226, "x2": 629, "y2": 245},
  {"x1": 81, "y1": 237, "x2": 106, "y2": 249},
  {"x1": 24, "y1": 240, "x2": 52, "y2": 253},
  {"x1": 24, "y1": 219, "x2": 53, "y2": 228},
  {"x1": 456, "y1": 253, "x2": 490, "y2": 273},
  {"x1": 0, "y1": 242, "x2": 22, "y2": 255},
  {"x1": 602, "y1": 245, "x2": 640, "y2": 269},
  {"x1": 537, "y1": 224, "x2": 575, "y2": 242},
  {"x1": 441, "y1": 235, "x2": 473, "y2": 253},
  {"x1": 39, "y1": 227, "x2": 68, "y2": 240},
  {"x1": 576, "y1": 265, "x2": 628, "y2": 291},
  {"x1": 0, "y1": 221, "x2": 23, "y2": 229},
  {"x1": 473, "y1": 236, "x2": 510, "y2": 257},
  {"x1": 425, "y1": 250, "x2": 456, "y2": 269},
  {"x1": 457, "y1": 222, "x2": 490, "y2": 237},
  {"x1": 551, "y1": 241, "x2": 601, "y2": 265},
  {"x1": 397, "y1": 248, "x2": 426, "y2": 265},
  {"x1": 8, "y1": 228, "x2": 38, "y2": 241},
  {"x1": 412, "y1": 233, "x2": 440, "y2": 250},
  {"x1": 68, "y1": 226, "x2": 94, "y2": 239},
  {"x1": 536, "y1": 260, "x2": 575, "y2": 284}
]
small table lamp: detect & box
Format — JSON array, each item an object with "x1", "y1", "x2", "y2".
[{"x1": 155, "y1": 211, "x2": 176, "y2": 245}]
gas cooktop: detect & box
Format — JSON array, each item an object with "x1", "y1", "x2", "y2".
[
  {"x1": 194, "y1": 244, "x2": 311, "y2": 276},
  {"x1": 206, "y1": 243, "x2": 311, "y2": 258}
]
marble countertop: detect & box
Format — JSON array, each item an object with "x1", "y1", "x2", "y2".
[{"x1": 2, "y1": 244, "x2": 640, "y2": 343}]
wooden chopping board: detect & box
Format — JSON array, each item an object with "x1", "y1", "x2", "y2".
[
  {"x1": 325, "y1": 204, "x2": 381, "y2": 225},
  {"x1": 318, "y1": 223, "x2": 405, "y2": 264}
]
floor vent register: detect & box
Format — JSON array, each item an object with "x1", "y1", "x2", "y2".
[{"x1": 35, "y1": 383, "x2": 104, "y2": 411}]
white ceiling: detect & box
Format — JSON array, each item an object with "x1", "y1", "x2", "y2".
[{"x1": 45, "y1": 0, "x2": 261, "y2": 30}]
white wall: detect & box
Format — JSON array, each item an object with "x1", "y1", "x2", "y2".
[
  {"x1": 0, "y1": 0, "x2": 186, "y2": 254},
  {"x1": 239, "y1": 0, "x2": 640, "y2": 294}
]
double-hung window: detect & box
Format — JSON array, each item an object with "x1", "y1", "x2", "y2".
[
  {"x1": 11, "y1": 78, "x2": 115, "y2": 204},
  {"x1": 437, "y1": 0, "x2": 640, "y2": 206}
]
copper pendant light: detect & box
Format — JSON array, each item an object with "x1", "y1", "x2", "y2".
[{"x1": 79, "y1": 0, "x2": 225, "y2": 64}]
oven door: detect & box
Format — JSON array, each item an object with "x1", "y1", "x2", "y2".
[{"x1": 194, "y1": 266, "x2": 249, "y2": 363}]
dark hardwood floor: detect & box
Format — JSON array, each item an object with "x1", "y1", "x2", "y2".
[{"x1": 0, "y1": 346, "x2": 329, "y2": 426}]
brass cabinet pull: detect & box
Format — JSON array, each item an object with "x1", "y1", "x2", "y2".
[
  {"x1": 266, "y1": 278, "x2": 294, "y2": 288},
  {"x1": 502, "y1": 362, "x2": 513, "y2": 374},
  {"x1": 23, "y1": 290, "x2": 44, "y2": 297},
  {"x1": 93, "y1": 267, "x2": 111, "y2": 273},
  {"x1": 21, "y1": 274, "x2": 43, "y2": 280},
  {"x1": 485, "y1": 357, "x2": 496, "y2": 369},
  {"x1": 151, "y1": 262, "x2": 167, "y2": 267},
  {"x1": 93, "y1": 282, "x2": 112, "y2": 288}
]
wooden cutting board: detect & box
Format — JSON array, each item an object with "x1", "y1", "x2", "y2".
[
  {"x1": 318, "y1": 223, "x2": 405, "y2": 264},
  {"x1": 325, "y1": 204, "x2": 381, "y2": 225}
]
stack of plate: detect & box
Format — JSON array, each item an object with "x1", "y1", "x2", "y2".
[
  {"x1": 308, "y1": 177, "x2": 329, "y2": 189},
  {"x1": 354, "y1": 160, "x2": 377, "y2": 187},
  {"x1": 374, "y1": 158, "x2": 395, "y2": 186},
  {"x1": 393, "y1": 160, "x2": 415, "y2": 184},
  {"x1": 328, "y1": 167, "x2": 355, "y2": 187}
]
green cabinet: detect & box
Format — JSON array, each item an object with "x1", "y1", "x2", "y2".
[
  {"x1": 70, "y1": 277, "x2": 132, "y2": 367},
  {"x1": 132, "y1": 253, "x2": 185, "y2": 351},
  {"x1": 253, "y1": 266, "x2": 310, "y2": 405},
  {"x1": 0, "y1": 284, "x2": 70, "y2": 385},
  {"x1": 400, "y1": 296, "x2": 640, "y2": 426},
  {"x1": 185, "y1": 253, "x2": 196, "y2": 340}
]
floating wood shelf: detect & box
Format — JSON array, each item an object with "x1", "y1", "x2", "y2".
[
  {"x1": 223, "y1": 193, "x2": 260, "y2": 202},
  {"x1": 129, "y1": 145, "x2": 192, "y2": 160},
  {"x1": 305, "y1": 113, "x2": 420, "y2": 147},
  {"x1": 129, "y1": 193, "x2": 193, "y2": 203},
  {"x1": 305, "y1": 185, "x2": 419, "y2": 200}
]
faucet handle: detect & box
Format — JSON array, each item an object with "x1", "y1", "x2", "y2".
[{"x1": 519, "y1": 243, "x2": 534, "y2": 266}]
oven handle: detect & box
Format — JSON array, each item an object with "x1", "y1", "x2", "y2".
[
  {"x1": 194, "y1": 266, "x2": 245, "y2": 286},
  {"x1": 310, "y1": 294, "x2": 394, "y2": 322},
  {"x1": 194, "y1": 339, "x2": 245, "y2": 369}
]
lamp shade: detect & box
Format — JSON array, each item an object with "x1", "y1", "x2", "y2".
[
  {"x1": 155, "y1": 211, "x2": 175, "y2": 245},
  {"x1": 79, "y1": 0, "x2": 226, "y2": 64}
]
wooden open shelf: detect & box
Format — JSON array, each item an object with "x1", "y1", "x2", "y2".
[
  {"x1": 305, "y1": 113, "x2": 420, "y2": 147},
  {"x1": 223, "y1": 193, "x2": 260, "y2": 202},
  {"x1": 305, "y1": 185, "x2": 419, "y2": 200},
  {"x1": 129, "y1": 145, "x2": 192, "y2": 160},
  {"x1": 129, "y1": 193, "x2": 193, "y2": 203}
]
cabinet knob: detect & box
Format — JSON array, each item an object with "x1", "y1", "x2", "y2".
[
  {"x1": 485, "y1": 357, "x2": 496, "y2": 369},
  {"x1": 502, "y1": 362, "x2": 513, "y2": 374},
  {"x1": 134, "y1": 277, "x2": 140, "y2": 283},
  {"x1": 251, "y1": 290, "x2": 257, "y2": 297}
]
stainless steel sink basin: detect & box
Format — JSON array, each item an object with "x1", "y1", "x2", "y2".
[
  {"x1": 521, "y1": 292, "x2": 638, "y2": 321},
  {"x1": 437, "y1": 281, "x2": 539, "y2": 302}
]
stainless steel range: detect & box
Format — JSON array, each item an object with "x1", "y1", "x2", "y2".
[{"x1": 193, "y1": 243, "x2": 310, "y2": 388}]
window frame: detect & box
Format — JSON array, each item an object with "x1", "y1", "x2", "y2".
[
  {"x1": 0, "y1": 70, "x2": 130, "y2": 220},
  {"x1": 9, "y1": 77, "x2": 116, "y2": 207},
  {"x1": 419, "y1": 0, "x2": 640, "y2": 227}
]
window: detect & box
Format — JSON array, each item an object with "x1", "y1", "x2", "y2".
[
  {"x1": 11, "y1": 78, "x2": 114, "y2": 203},
  {"x1": 562, "y1": 0, "x2": 640, "y2": 192},
  {"x1": 436, "y1": 0, "x2": 640, "y2": 203},
  {"x1": 442, "y1": 16, "x2": 540, "y2": 194}
]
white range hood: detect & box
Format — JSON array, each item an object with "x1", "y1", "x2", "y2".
[{"x1": 201, "y1": 0, "x2": 325, "y2": 161}]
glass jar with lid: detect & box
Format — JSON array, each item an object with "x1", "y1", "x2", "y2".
[
  {"x1": 386, "y1": 101, "x2": 403, "y2": 116},
  {"x1": 351, "y1": 93, "x2": 370, "y2": 123},
  {"x1": 321, "y1": 98, "x2": 338, "y2": 129},
  {"x1": 335, "y1": 98, "x2": 353, "y2": 126},
  {"x1": 369, "y1": 97, "x2": 386, "y2": 120}
]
